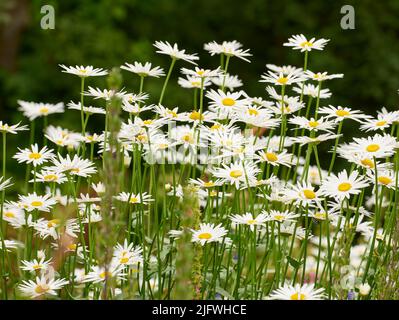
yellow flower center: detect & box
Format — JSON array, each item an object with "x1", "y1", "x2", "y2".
[
  {"x1": 33, "y1": 264, "x2": 42, "y2": 270},
  {"x1": 300, "y1": 41, "x2": 313, "y2": 48},
  {"x1": 67, "y1": 243, "x2": 77, "y2": 251},
  {"x1": 338, "y1": 182, "x2": 352, "y2": 192},
  {"x1": 191, "y1": 81, "x2": 201, "y2": 86},
  {"x1": 182, "y1": 134, "x2": 193, "y2": 143},
  {"x1": 209, "y1": 190, "x2": 218, "y2": 197},
  {"x1": 35, "y1": 284, "x2": 49, "y2": 294},
  {"x1": 376, "y1": 120, "x2": 387, "y2": 127},
  {"x1": 71, "y1": 168, "x2": 80, "y2": 174},
  {"x1": 335, "y1": 109, "x2": 350, "y2": 117},
  {"x1": 247, "y1": 219, "x2": 257, "y2": 225},
  {"x1": 366, "y1": 144, "x2": 380, "y2": 152},
  {"x1": 222, "y1": 97, "x2": 236, "y2": 106},
  {"x1": 303, "y1": 189, "x2": 316, "y2": 199},
  {"x1": 31, "y1": 201, "x2": 43, "y2": 207},
  {"x1": 130, "y1": 197, "x2": 138, "y2": 204},
  {"x1": 47, "y1": 219, "x2": 60, "y2": 228},
  {"x1": 198, "y1": 232, "x2": 212, "y2": 240},
  {"x1": 120, "y1": 257, "x2": 129, "y2": 264},
  {"x1": 360, "y1": 158, "x2": 374, "y2": 169},
  {"x1": 44, "y1": 174, "x2": 58, "y2": 181},
  {"x1": 203, "y1": 181, "x2": 215, "y2": 187},
  {"x1": 314, "y1": 212, "x2": 326, "y2": 220},
  {"x1": 4, "y1": 212, "x2": 15, "y2": 218},
  {"x1": 40, "y1": 107, "x2": 49, "y2": 114},
  {"x1": 196, "y1": 70, "x2": 205, "y2": 76},
  {"x1": 210, "y1": 124, "x2": 221, "y2": 131},
  {"x1": 274, "y1": 215, "x2": 285, "y2": 222},
  {"x1": 277, "y1": 77, "x2": 288, "y2": 85},
  {"x1": 378, "y1": 176, "x2": 392, "y2": 185},
  {"x1": 290, "y1": 292, "x2": 306, "y2": 300},
  {"x1": 308, "y1": 120, "x2": 319, "y2": 128},
  {"x1": 143, "y1": 119, "x2": 153, "y2": 125},
  {"x1": 167, "y1": 110, "x2": 178, "y2": 118},
  {"x1": 99, "y1": 271, "x2": 112, "y2": 279},
  {"x1": 189, "y1": 111, "x2": 203, "y2": 121},
  {"x1": 248, "y1": 108, "x2": 259, "y2": 116},
  {"x1": 265, "y1": 152, "x2": 278, "y2": 162},
  {"x1": 29, "y1": 152, "x2": 42, "y2": 160},
  {"x1": 230, "y1": 170, "x2": 243, "y2": 178}
]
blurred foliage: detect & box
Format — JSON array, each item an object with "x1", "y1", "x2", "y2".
[{"x1": 1, "y1": 0, "x2": 399, "y2": 175}]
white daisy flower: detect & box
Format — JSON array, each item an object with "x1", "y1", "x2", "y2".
[
  {"x1": 318, "y1": 105, "x2": 369, "y2": 123},
  {"x1": 17, "y1": 101, "x2": 65, "y2": 120},
  {"x1": 19, "y1": 275, "x2": 68, "y2": 299},
  {"x1": 59, "y1": 64, "x2": 108, "y2": 77},
  {"x1": 13, "y1": 144, "x2": 54, "y2": 167},
  {"x1": 50, "y1": 154, "x2": 97, "y2": 177},
  {"x1": 178, "y1": 75, "x2": 212, "y2": 89},
  {"x1": 204, "y1": 40, "x2": 252, "y2": 62},
  {"x1": 18, "y1": 192, "x2": 56, "y2": 212},
  {"x1": 114, "y1": 191, "x2": 154, "y2": 205},
  {"x1": 153, "y1": 41, "x2": 199, "y2": 64},
  {"x1": 67, "y1": 101, "x2": 106, "y2": 115},
  {"x1": 113, "y1": 240, "x2": 143, "y2": 266},
  {"x1": 268, "y1": 283, "x2": 326, "y2": 300},
  {"x1": 293, "y1": 83, "x2": 332, "y2": 99},
  {"x1": 255, "y1": 149, "x2": 293, "y2": 167},
  {"x1": 260, "y1": 70, "x2": 306, "y2": 86},
  {"x1": 121, "y1": 61, "x2": 165, "y2": 78},
  {"x1": 211, "y1": 160, "x2": 260, "y2": 189},
  {"x1": 305, "y1": 70, "x2": 344, "y2": 82},
  {"x1": 283, "y1": 34, "x2": 330, "y2": 52},
  {"x1": 211, "y1": 73, "x2": 243, "y2": 90},
  {"x1": 21, "y1": 257, "x2": 52, "y2": 273},
  {"x1": 0, "y1": 121, "x2": 28, "y2": 134},
  {"x1": 230, "y1": 212, "x2": 268, "y2": 230},
  {"x1": 320, "y1": 170, "x2": 369, "y2": 200},
  {"x1": 191, "y1": 223, "x2": 229, "y2": 245}
]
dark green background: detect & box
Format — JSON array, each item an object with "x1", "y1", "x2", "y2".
[{"x1": 1, "y1": 0, "x2": 399, "y2": 177}]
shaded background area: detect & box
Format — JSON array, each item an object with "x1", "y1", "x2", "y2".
[{"x1": 0, "y1": 0, "x2": 399, "y2": 176}]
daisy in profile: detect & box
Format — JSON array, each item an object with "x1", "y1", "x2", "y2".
[
  {"x1": 59, "y1": 64, "x2": 108, "y2": 77},
  {"x1": 21, "y1": 257, "x2": 52, "y2": 273},
  {"x1": 260, "y1": 70, "x2": 305, "y2": 86},
  {"x1": 283, "y1": 34, "x2": 330, "y2": 52},
  {"x1": 67, "y1": 101, "x2": 106, "y2": 115},
  {"x1": 153, "y1": 41, "x2": 199, "y2": 64},
  {"x1": 114, "y1": 191, "x2": 154, "y2": 205},
  {"x1": 230, "y1": 212, "x2": 268, "y2": 230},
  {"x1": 367, "y1": 169, "x2": 397, "y2": 190},
  {"x1": 121, "y1": 61, "x2": 165, "y2": 78},
  {"x1": 212, "y1": 74, "x2": 243, "y2": 90},
  {"x1": 0, "y1": 121, "x2": 28, "y2": 134},
  {"x1": 291, "y1": 116, "x2": 336, "y2": 133},
  {"x1": 318, "y1": 105, "x2": 369, "y2": 123},
  {"x1": 305, "y1": 70, "x2": 344, "y2": 82},
  {"x1": 291, "y1": 133, "x2": 341, "y2": 146},
  {"x1": 19, "y1": 275, "x2": 69, "y2": 299},
  {"x1": 178, "y1": 75, "x2": 212, "y2": 89},
  {"x1": 181, "y1": 66, "x2": 222, "y2": 79},
  {"x1": 297, "y1": 165, "x2": 328, "y2": 185},
  {"x1": 320, "y1": 170, "x2": 369, "y2": 200},
  {"x1": 211, "y1": 160, "x2": 259, "y2": 189},
  {"x1": 45, "y1": 126, "x2": 83, "y2": 149},
  {"x1": 191, "y1": 223, "x2": 228, "y2": 245},
  {"x1": 17, "y1": 101, "x2": 64, "y2": 120},
  {"x1": 84, "y1": 86, "x2": 127, "y2": 101},
  {"x1": 204, "y1": 40, "x2": 252, "y2": 62},
  {"x1": 30, "y1": 169, "x2": 66, "y2": 184},
  {"x1": 50, "y1": 154, "x2": 97, "y2": 177},
  {"x1": 13, "y1": 144, "x2": 54, "y2": 167},
  {"x1": 342, "y1": 134, "x2": 398, "y2": 158},
  {"x1": 0, "y1": 176, "x2": 13, "y2": 191},
  {"x1": 360, "y1": 113, "x2": 396, "y2": 132},
  {"x1": 262, "y1": 209, "x2": 299, "y2": 223},
  {"x1": 189, "y1": 178, "x2": 223, "y2": 189},
  {"x1": 268, "y1": 283, "x2": 326, "y2": 300},
  {"x1": 255, "y1": 149, "x2": 293, "y2": 167},
  {"x1": 293, "y1": 83, "x2": 332, "y2": 99},
  {"x1": 82, "y1": 264, "x2": 126, "y2": 284},
  {"x1": 2, "y1": 204, "x2": 28, "y2": 228}
]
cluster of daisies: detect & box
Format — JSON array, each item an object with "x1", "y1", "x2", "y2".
[{"x1": 0, "y1": 34, "x2": 399, "y2": 301}]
